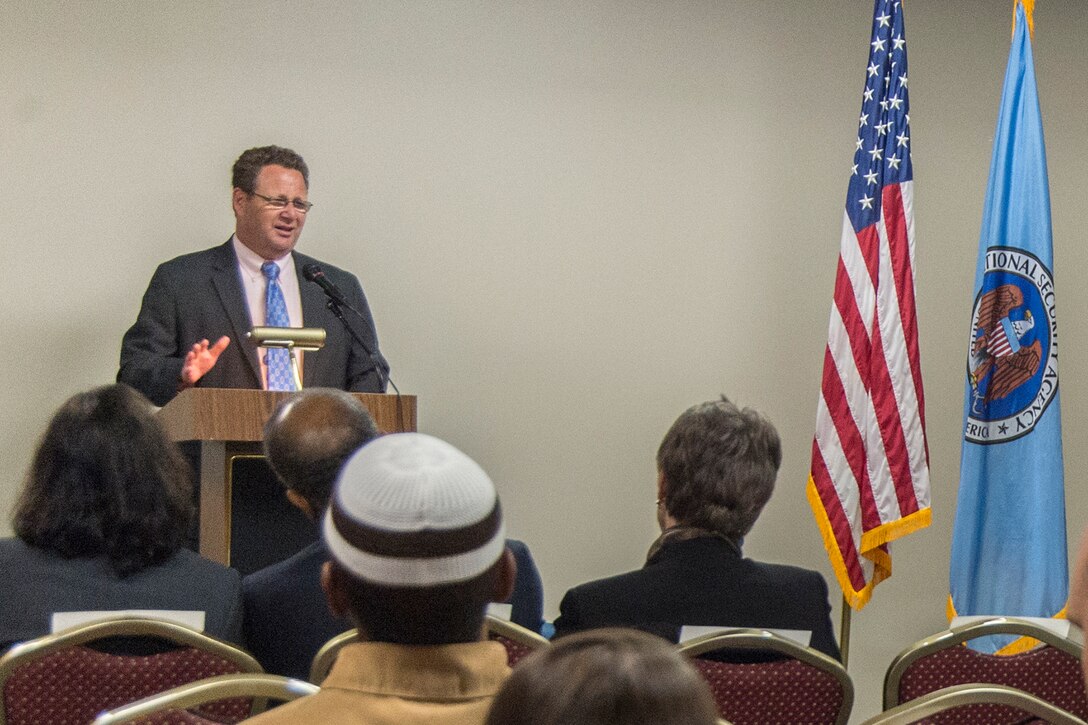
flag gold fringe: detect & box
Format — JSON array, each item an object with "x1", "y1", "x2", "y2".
[
  {"x1": 1014, "y1": 0, "x2": 1035, "y2": 39},
  {"x1": 860, "y1": 506, "x2": 931, "y2": 552},
  {"x1": 807, "y1": 476, "x2": 892, "y2": 611}
]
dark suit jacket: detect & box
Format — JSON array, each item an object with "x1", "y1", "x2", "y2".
[
  {"x1": 505, "y1": 539, "x2": 545, "y2": 636},
  {"x1": 242, "y1": 538, "x2": 545, "y2": 680},
  {"x1": 242, "y1": 541, "x2": 342, "y2": 680},
  {"x1": 118, "y1": 240, "x2": 389, "y2": 406},
  {"x1": 552, "y1": 535, "x2": 841, "y2": 660},
  {"x1": 0, "y1": 539, "x2": 242, "y2": 651}
]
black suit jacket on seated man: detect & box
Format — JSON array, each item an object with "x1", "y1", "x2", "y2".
[
  {"x1": 118, "y1": 240, "x2": 388, "y2": 407},
  {"x1": 242, "y1": 538, "x2": 545, "y2": 680},
  {"x1": 552, "y1": 534, "x2": 841, "y2": 661}
]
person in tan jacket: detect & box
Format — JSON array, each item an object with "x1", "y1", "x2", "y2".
[{"x1": 244, "y1": 432, "x2": 516, "y2": 725}]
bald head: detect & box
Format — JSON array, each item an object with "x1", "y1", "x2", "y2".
[{"x1": 263, "y1": 389, "x2": 380, "y2": 514}]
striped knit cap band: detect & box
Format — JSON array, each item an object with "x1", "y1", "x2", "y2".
[{"x1": 323, "y1": 432, "x2": 506, "y2": 587}]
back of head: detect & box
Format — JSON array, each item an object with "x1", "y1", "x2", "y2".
[
  {"x1": 486, "y1": 628, "x2": 719, "y2": 725},
  {"x1": 657, "y1": 395, "x2": 782, "y2": 540},
  {"x1": 263, "y1": 388, "x2": 380, "y2": 513},
  {"x1": 323, "y1": 432, "x2": 508, "y2": 645},
  {"x1": 13, "y1": 384, "x2": 193, "y2": 577}
]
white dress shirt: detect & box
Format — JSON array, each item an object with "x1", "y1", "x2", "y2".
[{"x1": 231, "y1": 236, "x2": 304, "y2": 388}]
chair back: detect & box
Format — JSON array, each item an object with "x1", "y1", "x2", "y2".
[
  {"x1": 309, "y1": 616, "x2": 550, "y2": 684},
  {"x1": 0, "y1": 617, "x2": 262, "y2": 725},
  {"x1": 308, "y1": 629, "x2": 360, "y2": 684},
  {"x1": 92, "y1": 673, "x2": 320, "y2": 724},
  {"x1": 863, "y1": 683, "x2": 1088, "y2": 725},
  {"x1": 483, "y1": 614, "x2": 550, "y2": 667},
  {"x1": 883, "y1": 617, "x2": 1087, "y2": 723},
  {"x1": 677, "y1": 628, "x2": 852, "y2": 725}
]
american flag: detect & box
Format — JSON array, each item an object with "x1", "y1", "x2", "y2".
[{"x1": 806, "y1": 0, "x2": 931, "y2": 610}]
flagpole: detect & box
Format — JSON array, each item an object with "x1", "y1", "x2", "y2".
[{"x1": 839, "y1": 595, "x2": 852, "y2": 668}]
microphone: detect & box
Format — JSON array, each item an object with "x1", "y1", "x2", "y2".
[
  {"x1": 302, "y1": 263, "x2": 396, "y2": 395},
  {"x1": 303, "y1": 264, "x2": 347, "y2": 305}
]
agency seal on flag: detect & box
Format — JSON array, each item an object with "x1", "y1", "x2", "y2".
[{"x1": 965, "y1": 246, "x2": 1058, "y2": 444}]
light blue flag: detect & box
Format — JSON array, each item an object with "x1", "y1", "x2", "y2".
[{"x1": 949, "y1": 2, "x2": 1066, "y2": 654}]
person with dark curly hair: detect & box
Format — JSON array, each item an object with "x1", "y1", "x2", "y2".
[
  {"x1": 0, "y1": 384, "x2": 242, "y2": 650},
  {"x1": 553, "y1": 396, "x2": 840, "y2": 660},
  {"x1": 486, "y1": 628, "x2": 719, "y2": 725}
]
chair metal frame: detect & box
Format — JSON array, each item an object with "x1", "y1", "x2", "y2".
[
  {"x1": 883, "y1": 616, "x2": 1085, "y2": 711},
  {"x1": 0, "y1": 616, "x2": 262, "y2": 725},
  {"x1": 91, "y1": 673, "x2": 319, "y2": 724},
  {"x1": 482, "y1": 614, "x2": 550, "y2": 651},
  {"x1": 863, "y1": 683, "x2": 1088, "y2": 725},
  {"x1": 308, "y1": 614, "x2": 550, "y2": 684},
  {"x1": 308, "y1": 629, "x2": 360, "y2": 685},
  {"x1": 677, "y1": 628, "x2": 853, "y2": 725}
]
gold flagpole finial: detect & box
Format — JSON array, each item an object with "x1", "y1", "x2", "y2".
[{"x1": 1013, "y1": 0, "x2": 1036, "y2": 40}]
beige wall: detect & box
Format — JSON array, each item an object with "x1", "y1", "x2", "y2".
[{"x1": 3, "y1": 1, "x2": 1087, "y2": 720}]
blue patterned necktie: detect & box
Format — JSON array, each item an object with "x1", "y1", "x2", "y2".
[{"x1": 261, "y1": 261, "x2": 296, "y2": 391}]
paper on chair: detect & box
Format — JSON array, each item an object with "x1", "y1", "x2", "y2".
[
  {"x1": 678, "y1": 624, "x2": 812, "y2": 646},
  {"x1": 51, "y1": 610, "x2": 205, "y2": 633}
]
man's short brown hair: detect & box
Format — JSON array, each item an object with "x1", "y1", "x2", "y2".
[{"x1": 232, "y1": 145, "x2": 309, "y2": 193}]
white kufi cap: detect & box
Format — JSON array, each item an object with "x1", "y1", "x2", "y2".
[{"x1": 323, "y1": 432, "x2": 506, "y2": 587}]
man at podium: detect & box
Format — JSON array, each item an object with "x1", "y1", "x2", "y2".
[{"x1": 117, "y1": 145, "x2": 389, "y2": 406}]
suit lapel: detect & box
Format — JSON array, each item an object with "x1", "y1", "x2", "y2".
[
  {"x1": 210, "y1": 240, "x2": 262, "y2": 384},
  {"x1": 296, "y1": 252, "x2": 328, "y2": 387}
]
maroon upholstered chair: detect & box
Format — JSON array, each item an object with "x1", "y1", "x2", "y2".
[
  {"x1": 864, "y1": 684, "x2": 1086, "y2": 725},
  {"x1": 0, "y1": 617, "x2": 262, "y2": 725},
  {"x1": 483, "y1": 614, "x2": 549, "y2": 667},
  {"x1": 677, "y1": 628, "x2": 852, "y2": 725},
  {"x1": 883, "y1": 616, "x2": 1088, "y2": 724}
]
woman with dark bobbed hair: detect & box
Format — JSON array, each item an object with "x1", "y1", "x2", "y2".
[
  {"x1": 0, "y1": 384, "x2": 241, "y2": 650},
  {"x1": 486, "y1": 628, "x2": 719, "y2": 725}
]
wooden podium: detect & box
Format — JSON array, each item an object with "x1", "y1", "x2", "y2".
[{"x1": 158, "y1": 388, "x2": 417, "y2": 566}]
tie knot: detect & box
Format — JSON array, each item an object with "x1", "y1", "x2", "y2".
[{"x1": 261, "y1": 261, "x2": 280, "y2": 281}]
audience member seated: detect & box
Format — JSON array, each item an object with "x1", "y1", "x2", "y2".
[
  {"x1": 0, "y1": 384, "x2": 241, "y2": 651},
  {"x1": 243, "y1": 432, "x2": 515, "y2": 724},
  {"x1": 485, "y1": 627, "x2": 718, "y2": 725},
  {"x1": 552, "y1": 396, "x2": 841, "y2": 660},
  {"x1": 242, "y1": 388, "x2": 381, "y2": 679},
  {"x1": 243, "y1": 391, "x2": 547, "y2": 680}
]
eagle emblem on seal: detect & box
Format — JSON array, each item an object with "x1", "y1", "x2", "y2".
[{"x1": 968, "y1": 283, "x2": 1041, "y2": 415}]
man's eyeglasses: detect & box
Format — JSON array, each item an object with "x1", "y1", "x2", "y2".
[{"x1": 251, "y1": 192, "x2": 314, "y2": 213}]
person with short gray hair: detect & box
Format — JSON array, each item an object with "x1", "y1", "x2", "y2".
[
  {"x1": 655, "y1": 396, "x2": 781, "y2": 541},
  {"x1": 553, "y1": 396, "x2": 840, "y2": 660}
]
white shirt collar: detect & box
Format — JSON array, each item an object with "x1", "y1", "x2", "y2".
[{"x1": 231, "y1": 235, "x2": 294, "y2": 278}]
